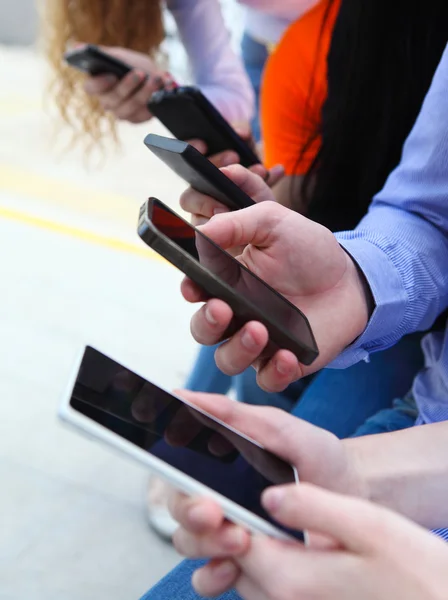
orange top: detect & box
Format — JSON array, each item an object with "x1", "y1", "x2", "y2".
[{"x1": 261, "y1": 0, "x2": 341, "y2": 174}]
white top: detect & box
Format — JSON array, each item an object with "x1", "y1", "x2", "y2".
[{"x1": 166, "y1": 0, "x2": 319, "y2": 124}]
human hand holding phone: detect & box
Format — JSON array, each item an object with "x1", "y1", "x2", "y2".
[
  {"x1": 179, "y1": 481, "x2": 448, "y2": 600},
  {"x1": 180, "y1": 163, "x2": 284, "y2": 229},
  {"x1": 181, "y1": 186, "x2": 371, "y2": 391},
  {"x1": 82, "y1": 45, "x2": 169, "y2": 123}
]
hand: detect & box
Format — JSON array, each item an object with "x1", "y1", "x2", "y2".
[
  {"x1": 180, "y1": 163, "x2": 283, "y2": 230},
  {"x1": 181, "y1": 179, "x2": 371, "y2": 391},
  {"x1": 83, "y1": 46, "x2": 165, "y2": 123},
  {"x1": 187, "y1": 122, "x2": 257, "y2": 170},
  {"x1": 168, "y1": 391, "x2": 364, "y2": 560},
  {"x1": 190, "y1": 483, "x2": 448, "y2": 600}
]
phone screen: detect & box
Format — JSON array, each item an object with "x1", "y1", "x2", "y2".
[
  {"x1": 149, "y1": 199, "x2": 317, "y2": 357},
  {"x1": 70, "y1": 347, "x2": 304, "y2": 542}
]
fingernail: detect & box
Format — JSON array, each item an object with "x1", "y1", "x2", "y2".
[
  {"x1": 133, "y1": 71, "x2": 141, "y2": 83},
  {"x1": 205, "y1": 305, "x2": 218, "y2": 326},
  {"x1": 276, "y1": 360, "x2": 291, "y2": 375},
  {"x1": 223, "y1": 527, "x2": 246, "y2": 551},
  {"x1": 263, "y1": 488, "x2": 284, "y2": 512},
  {"x1": 241, "y1": 329, "x2": 257, "y2": 350},
  {"x1": 212, "y1": 559, "x2": 238, "y2": 581}
]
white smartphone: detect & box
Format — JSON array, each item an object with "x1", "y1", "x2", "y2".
[{"x1": 58, "y1": 346, "x2": 306, "y2": 543}]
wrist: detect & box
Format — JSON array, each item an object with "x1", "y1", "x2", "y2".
[{"x1": 340, "y1": 437, "x2": 371, "y2": 501}]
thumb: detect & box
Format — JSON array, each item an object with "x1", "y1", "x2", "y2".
[
  {"x1": 262, "y1": 483, "x2": 427, "y2": 555},
  {"x1": 220, "y1": 164, "x2": 273, "y2": 204},
  {"x1": 198, "y1": 200, "x2": 287, "y2": 251}
]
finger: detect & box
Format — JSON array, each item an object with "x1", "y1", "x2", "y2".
[
  {"x1": 191, "y1": 215, "x2": 210, "y2": 227},
  {"x1": 168, "y1": 492, "x2": 224, "y2": 534},
  {"x1": 127, "y1": 106, "x2": 153, "y2": 124},
  {"x1": 192, "y1": 559, "x2": 242, "y2": 598},
  {"x1": 114, "y1": 73, "x2": 154, "y2": 120},
  {"x1": 180, "y1": 277, "x2": 209, "y2": 303},
  {"x1": 198, "y1": 199, "x2": 286, "y2": 252},
  {"x1": 180, "y1": 187, "x2": 229, "y2": 220},
  {"x1": 168, "y1": 390, "x2": 334, "y2": 472},
  {"x1": 214, "y1": 321, "x2": 269, "y2": 376},
  {"x1": 188, "y1": 139, "x2": 208, "y2": 155},
  {"x1": 208, "y1": 150, "x2": 241, "y2": 168},
  {"x1": 246, "y1": 164, "x2": 285, "y2": 188},
  {"x1": 190, "y1": 299, "x2": 234, "y2": 345},
  {"x1": 99, "y1": 71, "x2": 144, "y2": 110},
  {"x1": 84, "y1": 74, "x2": 117, "y2": 96},
  {"x1": 266, "y1": 164, "x2": 285, "y2": 187},
  {"x1": 173, "y1": 523, "x2": 249, "y2": 559},
  {"x1": 255, "y1": 349, "x2": 301, "y2": 393},
  {"x1": 220, "y1": 164, "x2": 275, "y2": 204},
  {"x1": 262, "y1": 483, "x2": 422, "y2": 554}
]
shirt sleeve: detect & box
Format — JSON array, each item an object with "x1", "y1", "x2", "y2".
[
  {"x1": 166, "y1": 0, "x2": 255, "y2": 125},
  {"x1": 331, "y1": 43, "x2": 448, "y2": 368}
]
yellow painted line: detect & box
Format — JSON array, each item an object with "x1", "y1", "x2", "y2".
[
  {"x1": 0, "y1": 164, "x2": 136, "y2": 225},
  {"x1": 0, "y1": 205, "x2": 167, "y2": 264}
]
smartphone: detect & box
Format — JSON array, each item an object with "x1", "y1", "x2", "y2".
[
  {"x1": 137, "y1": 198, "x2": 319, "y2": 366},
  {"x1": 59, "y1": 346, "x2": 305, "y2": 543},
  {"x1": 148, "y1": 86, "x2": 260, "y2": 168},
  {"x1": 64, "y1": 45, "x2": 132, "y2": 79},
  {"x1": 144, "y1": 134, "x2": 255, "y2": 211}
]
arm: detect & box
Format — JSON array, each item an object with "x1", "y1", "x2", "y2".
[
  {"x1": 331, "y1": 43, "x2": 448, "y2": 367},
  {"x1": 345, "y1": 422, "x2": 448, "y2": 529},
  {"x1": 166, "y1": 0, "x2": 254, "y2": 124}
]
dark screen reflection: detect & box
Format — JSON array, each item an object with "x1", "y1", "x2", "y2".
[
  {"x1": 150, "y1": 199, "x2": 317, "y2": 357},
  {"x1": 71, "y1": 347, "x2": 304, "y2": 542}
]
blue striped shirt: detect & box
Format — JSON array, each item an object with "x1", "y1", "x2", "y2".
[{"x1": 332, "y1": 43, "x2": 448, "y2": 542}]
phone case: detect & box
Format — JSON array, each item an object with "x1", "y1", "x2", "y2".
[
  {"x1": 64, "y1": 45, "x2": 131, "y2": 79},
  {"x1": 147, "y1": 86, "x2": 260, "y2": 167},
  {"x1": 138, "y1": 199, "x2": 319, "y2": 366},
  {"x1": 144, "y1": 134, "x2": 255, "y2": 210}
]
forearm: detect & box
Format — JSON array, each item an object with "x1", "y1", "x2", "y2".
[
  {"x1": 168, "y1": 0, "x2": 254, "y2": 123},
  {"x1": 344, "y1": 422, "x2": 448, "y2": 529}
]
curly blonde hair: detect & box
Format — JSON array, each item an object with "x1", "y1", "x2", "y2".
[{"x1": 40, "y1": 0, "x2": 165, "y2": 151}]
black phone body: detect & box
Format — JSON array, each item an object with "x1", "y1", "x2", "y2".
[
  {"x1": 64, "y1": 45, "x2": 132, "y2": 79},
  {"x1": 137, "y1": 198, "x2": 319, "y2": 366},
  {"x1": 147, "y1": 86, "x2": 260, "y2": 168},
  {"x1": 65, "y1": 346, "x2": 304, "y2": 542},
  {"x1": 144, "y1": 134, "x2": 255, "y2": 211}
]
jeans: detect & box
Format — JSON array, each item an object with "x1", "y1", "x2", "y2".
[
  {"x1": 186, "y1": 333, "x2": 424, "y2": 436},
  {"x1": 240, "y1": 32, "x2": 269, "y2": 143}
]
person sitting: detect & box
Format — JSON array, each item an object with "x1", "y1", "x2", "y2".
[{"x1": 144, "y1": 40, "x2": 448, "y2": 599}]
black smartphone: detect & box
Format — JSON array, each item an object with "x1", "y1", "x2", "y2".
[
  {"x1": 64, "y1": 45, "x2": 132, "y2": 79},
  {"x1": 144, "y1": 133, "x2": 255, "y2": 211},
  {"x1": 137, "y1": 198, "x2": 319, "y2": 366},
  {"x1": 147, "y1": 86, "x2": 260, "y2": 168},
  {"x1": 61, "y1": 346, "x2": 304, "y2": 542}
]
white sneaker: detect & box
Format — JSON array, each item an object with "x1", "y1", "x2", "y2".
[{"x1": 146, "y1": 477, "x2": 179, "y2": 541}]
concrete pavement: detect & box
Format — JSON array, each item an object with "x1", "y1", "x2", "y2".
[{"x1": 0, "y1": 45, "x2": 205, "y2": 599}]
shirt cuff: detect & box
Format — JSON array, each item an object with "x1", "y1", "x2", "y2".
[{"x1": 329, "y1": 235, "x2": 409, "y2": 368}]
